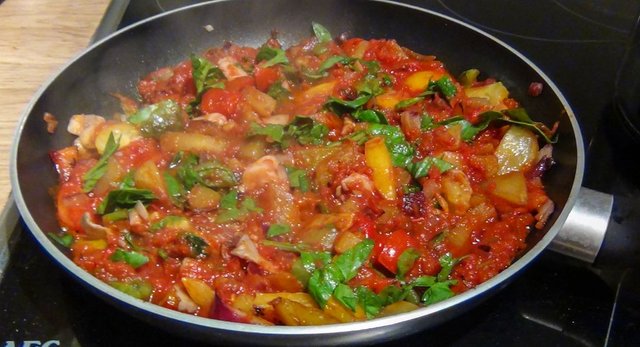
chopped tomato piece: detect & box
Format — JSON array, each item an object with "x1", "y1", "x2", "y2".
[
  {"x1": 375, "y1": 230, "x2": 418, "y2": 274},
  {"x1": 200, "y1": 88, "x2": 241, "y2": 116},
  {"x1": 254, "y1": 66, "x2": 280, "y2": 92}
]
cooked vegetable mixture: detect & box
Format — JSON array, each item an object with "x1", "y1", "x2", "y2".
[{"x1": 49, "y1": 23, "x2": 558, "y2": 325}]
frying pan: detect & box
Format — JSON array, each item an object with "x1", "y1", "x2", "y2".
[{"x1": 10, "y1": 0, "x2": 584, "y2": 345}]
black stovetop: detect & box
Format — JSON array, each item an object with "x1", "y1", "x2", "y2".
[{"x1": 2, "y1": 1, "x2": 640, "y2": 346}]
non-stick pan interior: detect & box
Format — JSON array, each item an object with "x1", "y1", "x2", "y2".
[{"x1": 12, "y1": 0, "x2": 581, "y2": 344}]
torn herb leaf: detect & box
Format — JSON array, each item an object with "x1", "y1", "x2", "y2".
[
  {"x1": 184, "y1": 233, "x2": 208, "y2": 257},
  {"x1": 407, "y1": 157, "x2": 455, "y2": 179},
  {"x1": 97, "y1": 188, "x2": 155, "y2": 215},
  {"x1": 111, "y1": 249, "x2": 149, "y2": 269},
  {"x1": 128, "y1": 99, "x2": 183, "y2": 137},
  {"x1": 215, "y1": 190, "x2": 263, "y2": 223},
  {"x1": 48, "y1": 232, "x2": 74, "y2": 248},
  {"x1": 82, "y1": 132, "x2": 120, "y2": 192},
  {"x1": 312, "y1": 22, "x2": 332, "y2": 43},
  {"x1": 191, "y1": 54, "x2": 225, "y2": 95},
  {"x1": 256, "y1": 46, "x2": 289, "y2": 68},
  {"x1": 352, "y1": 109, "x2": 388, "y2": 124},
  {"x1": 397, "y1": 248, "x2": 420, "y2": 279},
  {"x1": 267, "y1": 224, "x2": 291, "y2": 238},
  {"x1": 307, "y1": 238, "x2": 374, "y2": 307},
  {"x1": 286, "y1": 166, "x2": 311, "y2": 192}
]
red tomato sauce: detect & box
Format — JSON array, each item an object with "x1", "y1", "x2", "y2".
[{"x1": 49, "y1": 24, "x2": 556, "y2": 325}]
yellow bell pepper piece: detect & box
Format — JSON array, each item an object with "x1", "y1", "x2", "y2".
[
  {"x1": 75, "y1": 239, "x2": 108, "y2": 251},
  {"x1": 374, "y1": 93, "x2": 401, "y2": 110},
  {"x1": 490, "y1": 171, "x2": 528, "y2": 206},
  {"x1": 323, "y1": 297, "x2": 363, "y2": 323},
  {"x1": 254, "y1": 292, "x2": 318, "y2": 308},
  {"x1": 464, "y1": 82, "x2": 509, "y2": 107},
  {"x1": 404, "y1": 70, "x2": 440, "y2": 92},
  {"x1": 303, "y1": 81, "x2": 336, "y2": 99},
  {"x1": 181, "y1": 278, "x2": 215, "y2": 308},
  {"x1": 272, "y1": 298, "x2": 339, "y2": 325},
  {"x1": 365, "y1": 137, "x2": 396, "y2": 200}
]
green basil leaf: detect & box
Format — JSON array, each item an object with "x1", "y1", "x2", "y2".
[
  {"x1": 128, "y1": 99, "x2": 183, "y2": 137},
  {"x1": 150, "y1": 215, "x2": 188, "y2": 231},
  {"x1": 378, "y1": 285, "x2": 407, "y2": 306},
  {"x1": 420, "y1": 114, "x2": 434, "y2": 131},
  {"x1": 240, "y1": 198, "x2": 263, "y2": 213},
  {"x1": 307, "y1": 239, "x2": 374, "y2": 307},
  {"x1": 355, "y1": 286, "x2": 384, "y2": 318},
  {"x1": 248, "y1": 122, "x2": 285, "y2": 143},
  {"x1": 111, "y1": 248, "x2": 149, "y2": 268},
  {"x1": 256, "y1": 46, "x2": 289, "y2": 68},
  {"x1": 163, "y1": 172, "x2": 185, "y2": 208},
  {"x1": 109, "y1": 280, "x2": 153, "y2": 300},
  {"x1": 343, "y1": 130, "x2": 369, "y2": 145},
  {"x1": 395, "y1": 97, "x2": 424, "y2": 110},
  {"x1": 422, "y1": 280, "x2": 457, "y2": 305},
  {"x1": 334, "y1": 283, "x2": 358, "y2": 311},
  {"x1": 397, "y1": 248, "x2": 420, "y2": 279},
  {"x1": 504, "y1": 108, "x2": 558, "y2": 143},
  {"x1": 216, "y1": 190, "x2": 262, "y2": 223},
  {"x1": 325, "y1": 94, "x2": 371, "y2": 115},
  {"x1": 286, "y1": 167, "x2": 311, "y2": 192},
  {"x1": 120, "y1": 171, "x2": 136, "y2": 189},
  {"x1": 262, "y1": 240, "x2": 311, "y2": 253},
  {"x1": 267, "y1": 81, "x2": 290, "y2": 100},
  {"x1": 407, "y1": 157, "x2": 455, "y2": 179},
  {"x1": 435, "y1": 76, "x2": 457, "y2": 99},
  {"x1": 366, "y1": 124, "x2": 415, "y2": 167},
  {"x1": 102, "y1": 209, "x2": 129, "y2": 223},
  {"x1": 312, "y1": 22, "x2": 332, "y2": 43},
  {"x1": 333, "y1": 238, "x2": 374, "y2": 281},
  {"x1": 308, "y1": 266, "x2": 338, "y2": 308},
  {"x1": 287, "y1": 116, "x2": 329, "y2": 145},
  {"x1": 82, "y1": 132, "x2": 120, "y2": 192},
  {"x1": 184, "y1": 233, "x2": 208, "y2": 257},
  {"x1": 97, "y1": 188, "x2": 155, "y2": 215},
  {"x1": 352, "y1": 109, "x2": 388, "y2": 124},
  {"x1": 196, "y1": 160, "x2": 237, "y2": 188},
  {"x1": 300, "y1": 251, "x2": 332, "y2": 272},
  {"x1": 266, "y1": 224, "x2": 291, "y2": 238},
  {"x1": 320, "y1": 55, "x2": 353, "y2": 71},
  {"x1": 190, "y1": 54, "x2": 225, "y2": 95},
  {"x1": 123, "y1": 232, "x2": 140, "y2": 251},
  {"x1": 48, "y1": 232, "x2": 74, "y2": 248},
  {"x1": 219, "y1": 190, "x2": 239, "y2": 210},
  {"x1": 291, "y1": 250, "x2": 332, "y2": 286},
  {"x1": 437, "y1": 252, "x2": 462, "y2": 282},
  {"x1": 304, "y1": 56, "x2": 354, "y2": 80},
  {"x1": 411, "y1": 276, "x2": 437, "y2": 288}
]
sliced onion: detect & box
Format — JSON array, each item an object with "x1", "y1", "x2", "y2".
[{"x1": 81, "y1": 212, "x2": 110, "y2": 240}]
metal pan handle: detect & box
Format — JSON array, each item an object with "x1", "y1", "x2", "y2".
[{"x1": 549, "y1": 187, "x2": 613, "y2": 263}]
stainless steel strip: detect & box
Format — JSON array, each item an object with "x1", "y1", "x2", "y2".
[
  {"x1": 90, "y1": 0, "x2": 131, "y2": 44},
  {"x1": 0, "y1": 195, "x2": 21, "y2": 281},
  {"x1": 549, "y1": 187, "x2": 614, "y2": 263}
]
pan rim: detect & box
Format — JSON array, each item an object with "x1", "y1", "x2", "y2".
[{"x1": 9, "y1": 0, "x2": 585, "y2": 337}]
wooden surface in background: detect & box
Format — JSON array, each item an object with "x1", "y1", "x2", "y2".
[{"x1": 0, "y1": 0, "x2": 110, "y2": 210}]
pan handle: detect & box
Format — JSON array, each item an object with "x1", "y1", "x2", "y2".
[{"x1": 549, "y1": 187, "x2": 613, "y2": 263}]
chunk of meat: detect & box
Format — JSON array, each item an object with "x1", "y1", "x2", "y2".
[
  {"x1": 218, "y1": 57, "x2": 248, "y2": 80},
  {"x1": 43, "y1": 112, "x2": 58, "y2": 133},
  {"x1": 80, "y1": 212, "x2": 110, "y2": 240},
  {"x1": 339, "y1": 173, "x2": 374, "y2": 197},
  {"x1": 241, "y1": 155, "x2": 289, "y2": 192},
  {"x1": 67, "y1": 114, "x2": 106, "y2": 149},
  {"x1": 441, "y1": 169, "x2": 472, "y2": 213},
  {"x1": 230, "y1": 234, "x2": 278, "y2": 273}
]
